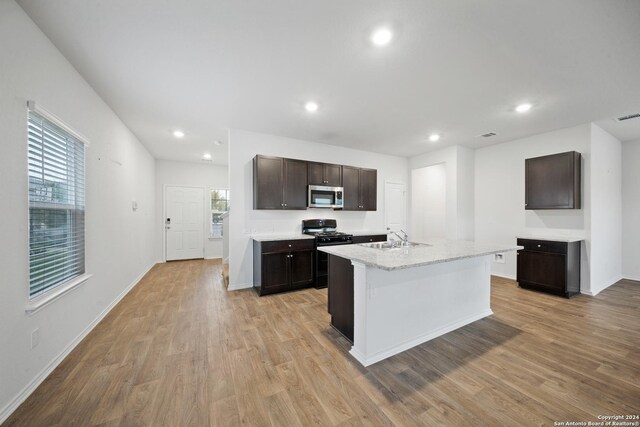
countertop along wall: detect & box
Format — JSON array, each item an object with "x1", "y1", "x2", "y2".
[
  {"x1": 228, "y1": 129, "x2": 409, "y2": 290},
  {"x1": 0, "y1": 1, "x2": 156, "y2": 422},
  {"x1": 622, "y1": 138, "x2": 640, "y2": 280},
  {"x1": 155, "y1": 159, "x2": 229, "y2": 261}
]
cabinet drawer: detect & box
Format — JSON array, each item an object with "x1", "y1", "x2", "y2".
[
  {"x1": 261, "y1": 239, "x2": 315, "y2": 253},
  {"x1": 352, "y1": 234, "x2": 387, "y2": 244},
  {"x1": 517, "y1": 239, "x2": 567, "y2": 254}
]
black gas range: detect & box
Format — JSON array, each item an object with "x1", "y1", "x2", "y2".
[{"x1": 302, "y1": 219, "x2": 353, "y2": 288}]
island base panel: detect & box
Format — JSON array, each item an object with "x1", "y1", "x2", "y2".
[
  {"x1": 350, "y1": 256, "x2": 493, "y2": 367},
  {"x1": 327, "y1": 254, "x2": 354, "y2": 342}
]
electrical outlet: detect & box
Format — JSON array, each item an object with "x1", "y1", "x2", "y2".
[
  {"x1": 31, "y1": 328, "x2": 40, "y2": 349},
  {"x1": 494, "y1": 253, "x2": 505, "y2": 264}
]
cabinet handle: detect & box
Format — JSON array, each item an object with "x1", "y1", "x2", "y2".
[
  {"x1": 537, "y1": 244, "x2": 541, "y2": 247},
  {"x1": 284, "y1": 203, "x2": 287, "y2": 207},
  {"x1": 288, "y1": 244, "x2": 292, "y2": 248},
  {"x1": 281, "y1": 203, "x2": 284, "y2": 207}
]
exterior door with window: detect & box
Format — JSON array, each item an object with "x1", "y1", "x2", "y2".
[{"x1": 165, "y1": 186, "x2": 204, "y2": 260}]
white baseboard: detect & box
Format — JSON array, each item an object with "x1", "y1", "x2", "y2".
[
  {"x1": 204, "y1": 256, "x2": 222, "y2": 260},
  {"x1": 227, "y1": 282, "x2": 253, "y2": 291},
  {"x1": 349, "y1": 309, "x2": 493, "y2": 367},
  {"x1": 583, "y1": 275, "x2": 625, "y2": 296},
  {"x1": 491, "y1": 273, "x2": 517, "y2": 281},
  {"x1": 622, "y1": 275, "x2": 640, "y2": 282},
  {"x1": 0, "y1": 262, "x2": 157, "y2": 425}
]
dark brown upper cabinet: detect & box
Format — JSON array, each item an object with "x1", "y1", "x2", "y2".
[
  {"x1": 525, "y1": 151, "x2": 581, "y2": 210},
  {"x1": 253, "y1": 155, "x2": 308, "y2": 210},
  {"x1": 342, "y1": 166, "x2": 377, "y2": 211},
  {"x1": 308, "y1": 162, "x2": 342, "y2": 186}
]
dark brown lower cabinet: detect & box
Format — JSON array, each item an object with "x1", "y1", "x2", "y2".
[
  {"x1": 516, "y1": 238, "x2": 580, "y2": 298},
  {"x1": 327, "y1": 254, "x2": 354, "y2": 342},
  {"x1": 253, "y1": 239, "x2": 314, "y2": 296}
]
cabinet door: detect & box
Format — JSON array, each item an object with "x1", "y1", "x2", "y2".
[
  {"x1": 307, "y1": 162, "x2": 325, "y2": 186},
  {"x1": 517, "y1": 250, "x2": 566, "y2": 292},
  {"x1": 289, "y1": 250, "x2": 314, "y2": 289},
  {"x1": 261, "y1": 252, "x2": 290, "y2": 294},
  {"x1": 283, "y1": 158, "x2": 308, "y2": 209},
  {"x1": 254, "y1": 156, "x2": 283, "y2": 209},
  {"x1": 360, "y1": 168, "x2": 377, "y2": 211},
  {"x1": 525, "y1": 152, "x2": 580, "y2": 209},
  {"x1": 342, "y1": 166, "x2": 360, "y2": 210},
  {"x1": 324, "y1": 164, "x2": 342, "y2": 186}
]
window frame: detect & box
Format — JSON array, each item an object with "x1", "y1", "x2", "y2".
[
  {"x1": 25, "y1": 101, "x2": 92, "y2": 315},
  {"x1": 209, "y1": 188, "x2": 229, "y2": 239}
]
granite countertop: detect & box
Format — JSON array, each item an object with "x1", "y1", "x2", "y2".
[
  {"x1": 318, "y1": 238, "x2": 521, "y2": 271},
  {"x1": 250, "y1": 234, "x2": 315, "y2": 242},
  {"x1": 515, "y1": 235, "x2": 584, "y2": 243}
]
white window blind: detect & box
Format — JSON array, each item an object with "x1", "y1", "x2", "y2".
[{"x1": 28, "y1": 110, "x2": 86, "y2": 298}]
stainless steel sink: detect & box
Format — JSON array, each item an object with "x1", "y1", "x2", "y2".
[{"x1": 359, "y1": 241, "x2": 429, "y2": 249}]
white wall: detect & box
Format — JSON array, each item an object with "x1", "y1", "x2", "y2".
[
  {"x1": 456, "y1": 146, "x2": 475, "y2": 240},
  {"x1": 0, "y1": 0, "x2": 156, "y2": 422},
  {"x1": 589, "y1": 125, "x2": 622, "y2": 294},
  {"x1": 409, "y1": 145, "x2": 475, "y2": 240},
  {"x1": 228, "y1": 129, "x2": 409, "y2": 289},
  {"x1": 474, "y1": 124, "x2": 591, "y2": 285},
  {"x1": 155, "y1": 160, "x2": 229, "y2": 261},
  {"x1": 622, "y1": 138, "x2": 640, "y2": 280}
]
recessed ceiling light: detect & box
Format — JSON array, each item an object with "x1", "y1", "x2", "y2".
[
  {"x1": 202, "y1": 153, "x2": 212, "y2": 160},
  {"x1": 371, "y1": 28, "x2": 393, "y2": 46},
  {"x1": 173, "y1": 130, "x2": 185, "y2": 138},
  {"x1": 428, "y1": 134, "x2": 440, "y2": 142},
  {"x1": 515, "y1": 103, "x2": 532, "y2": 113},
  {"x1": 305, "y1": 102, "x2": 319, "y2": 113}
]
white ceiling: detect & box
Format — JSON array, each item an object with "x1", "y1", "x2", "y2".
[{"x1": 18, "y1": 0, "x2": 640, "y2": 165}]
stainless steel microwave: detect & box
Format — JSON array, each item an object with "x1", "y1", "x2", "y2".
[{"x1": 308, "y1": 185, "x2": 344, "y2": 209}]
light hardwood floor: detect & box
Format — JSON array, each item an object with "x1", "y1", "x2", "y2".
[{"x1": 5, "y1": 260, "x2": 640, "y2": 426}]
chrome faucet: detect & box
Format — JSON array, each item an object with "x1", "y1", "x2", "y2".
[{"x1": 387, "y1": 228, "x2": 409, "y2": 243}]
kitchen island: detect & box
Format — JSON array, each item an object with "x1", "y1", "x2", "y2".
[{"x1": 319, "y1": 239, "x2": 520, "y2": 366}]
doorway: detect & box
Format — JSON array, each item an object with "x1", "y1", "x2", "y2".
[
  {"x1": 165, "y1": 186, "x2": 205, "y2": 261},
  {"x1": 384, "y1": 181, "x2": 407, "y2": 232},
  {"x1": 411, "y1": 164, "x2": 447, "y2": 241}
]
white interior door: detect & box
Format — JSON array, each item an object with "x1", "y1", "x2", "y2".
[
  {"x1": 165, "y1": 186, "x2": 204, "y2": 261},
  {"x1": 385, "y1": 182, "x2": 406, "y2": 232},
  {"x1": 411, "y1": 164, "x2": 447, "y2": 241}
]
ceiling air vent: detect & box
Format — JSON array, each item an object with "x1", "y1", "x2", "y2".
[
  {"x1": 477, "y1": 132, "x2": 497, "y2": 138},
  {"x1": 615, "y1": 113, "x2": 640, "y2": 122}
]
